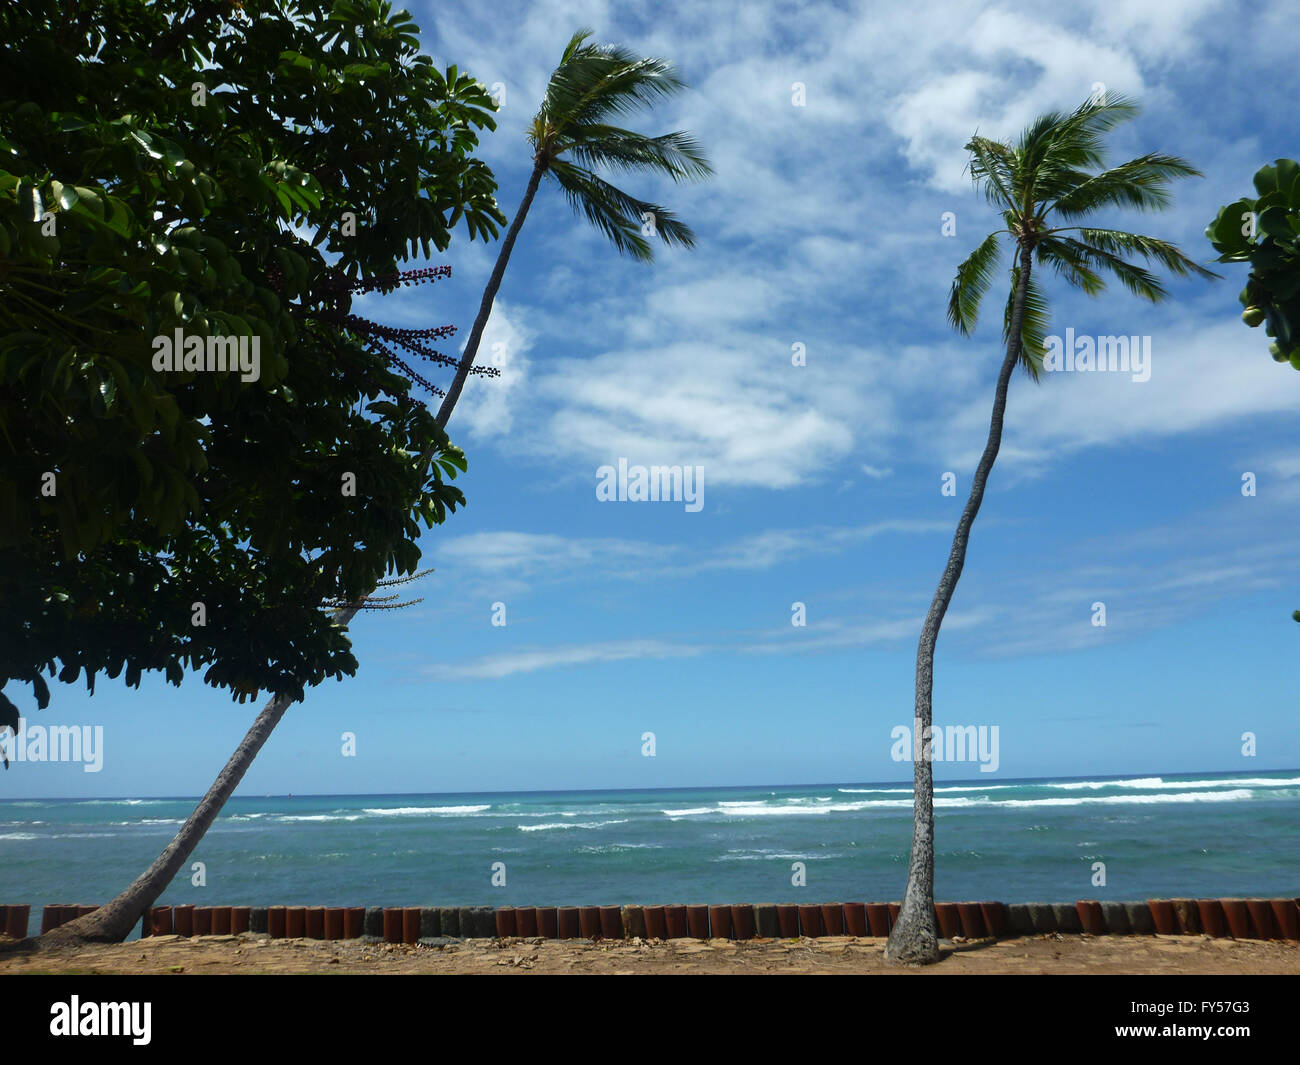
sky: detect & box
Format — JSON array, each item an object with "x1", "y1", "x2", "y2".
[{"x1": 6, "y1": 0, "x2": 1298, "y2": 797}]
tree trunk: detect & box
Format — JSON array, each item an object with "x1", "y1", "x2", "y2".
[
  {"x1": 885, "y1": 243, "x2": 1032, "y2": 965},
  {"x1": 436, "y1": 161, "x2": 545, "y2": 429},
  {"x1": 39, "y1": 602, "x2": 362, "y2": 945},
  {"x1": 41, "y1": 165, "x2": 550, "y2": 947}
]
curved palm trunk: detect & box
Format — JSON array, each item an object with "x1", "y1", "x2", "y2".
[
  {"x1": 436, "y1": 161, "x2": 545, "y2": 428},
  {"x1": 42, "y1": 167, "x2": 550, "y2": 948},
  {"x1": 39, "y1": 605, "x2": 363, "y2": 944},
  {"x1": 885, "y1": 243, "x2": 1032, "y2": 964}
]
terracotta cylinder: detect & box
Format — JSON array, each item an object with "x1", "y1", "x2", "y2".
[
  {"x1": 578, "y1": 906, "x2": 602, "y2": 939},
  {"x1": 1220, "y1": 899, "x2": 1250, "y2": 938},
  {"x1": 865, "y1": 903, "x2": 892, "y2": 937},
  {"x1": 381, "y1": 908, "x2": 402, "y2": 943},
  {"x1": 798, "y1": 904, "x2": 824, "y2": 938},
  {"x1": 514, "y1": 907, "x2": 538, "y2": 938},
  {"x1": 1147, "y1": 900, "x2": 1177, "y2": 935},
  {"x1": 1171, "y1": 898, "x2": 1200, "y2": 935},
  {"x1": 300, "y1": 907, "x2": 321, "y2": 939},
  {"x1": 1270, "y1": 899, "x2": 1299, "y2": 940},
  {"x1": 173, "y1": 904, "x2": 195, "y2": 937},
  {"x1": 842, "y1": 902, "x2": 866, "y2": 937},
  {"x1": 754, "y1": 904, "x2": 779, "y2": 938},
  {"x1": 934, "y1": 902, "x2": 961, "y2": 939},
  {"x1": 536, "y1": 907, "x2": 559, "y2": 939},
  {"x1": 0, "y1": 906, "x2": 8, "y2": 933},
  {"x1": 211, "y1": 906, "x2": 232, "y2": 936},
  {"x1": 557, "y1": 907, "x2": 581, "y2": 939},
  {"x1": 150, "y1": 906, "x2": 173, "y2": 936},
  {"x1": 731, "y1": 904, "x2": 757, "y2": 940},
  {"x1": 664, "y1": 905, "x2": 688, "y2": 939},
  {"x1": 888, "y1": 902, "x2": 901, "y2": 926},
  {"x1": 265, "y1": 906, "x2": 284, "y2": 939},
  {"x1": 79, "y1": 905, "x2": 99, "y2": 919},
  {"x1": 1196, "y1": 899, "x2": 1226, "y2": 938},
  {"x1": 230, "y1": 906, "x2": 250, "y2": 935},
  {"x1": 820, "y1": 903, "x2": 845, "y2": 936},
  {"x1": 707, "y1": 905, "x2": 732, "y2": 939},
  {"x1": 344, "y1": 907, "x2": 364, "y2": 940},
  {"x1": 599, "y1": 905, "x2": 623, "y2": 940},
  {"x1": 622, "y1": 905, "x2": 646, "y2": 939},
  {"x1": 495, "y1": 907, "x2": 517, "y2": 938},
  {"x1": 981, "y1": 901, "x2": 1008, "y2": 938},
  {"x1": 324, "y1": 908, "x2": 344, "y2": 941},
  {"x1": 776, "y1": 904, "x2": 800, "y2": 938},
  {"x1": 1075, "y1": 900, "x2": 1105, "y2": 935},
  {"x1": 286, "y1": 906, "x2": 307, "y2": 938},
  {"x1": 1245, "y1": 899, "x2": 1276, "y2": 940},
  {"x1": 4, "y1": 904, "x2": 29, "y2": 939},
  {"x1": 958, "y1": 902, "x2": 987, "y2": 938},
  {"x1": 643, "y1": 905, "x2": 667, "y2": 939},
  {"x1": 402, "y1": 907, "x2": 421, "y2": 945},
  {"x1": 40, "y1": 904, "x2": 65, "y2": 934},
  {"x1": 686, "y1": 905, "x2": 710, "y2": 939},
  {"x1": 193, "y1": 907, "x2": 213, "y2": 936}
]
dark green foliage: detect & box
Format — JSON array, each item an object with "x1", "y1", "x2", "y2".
[
  {"x1": 1206, "y1": 159, "x2": 1300, "y2": 368},
  {"x1": 0, "y1": 0, "x2": 503, "y2": 719}
]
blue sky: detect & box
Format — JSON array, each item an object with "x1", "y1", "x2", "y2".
[{"x1": 8, "y1": 0, "x2": 1299, "y2": 797}]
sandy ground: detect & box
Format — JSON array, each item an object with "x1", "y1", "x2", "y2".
[{"x1": 4, "y1": 931, "x2": 1299, "y2": 974}]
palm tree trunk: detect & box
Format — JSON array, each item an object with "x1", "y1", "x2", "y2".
[
  {"x1": 436, "y1": 161, "x2": 545, "y2": 428},
  {"x1": 39, "y1": 603, "x2": 362, "y2": 945},
  {"x1": 40, "y1": 165, "x2": 551, "y2": 947},
  {"x1": 885, "y1": 243, "x2": 1032, "y2": 965}
]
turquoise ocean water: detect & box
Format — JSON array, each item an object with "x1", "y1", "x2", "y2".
[{"x1": 3, "y1": 770, "x2": 1297, "y2": 935}]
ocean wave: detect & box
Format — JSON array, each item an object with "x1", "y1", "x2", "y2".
[
  {"x1": 994, "y1": 789, "x2": 1256, "y2": 808},
  {"x1": 360, "y1": 805, "x2": 491, "y2": 816},
  {"x1": 0, "y1": 832, "x2": 40, "y2": 840},
  {"x1": 517, "y1": 819, "x2": 630, "y2": 832}
]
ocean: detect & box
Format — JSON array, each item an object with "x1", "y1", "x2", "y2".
[{"x1": 3, "y1": 770, "x2": 1297, "y2": 936}]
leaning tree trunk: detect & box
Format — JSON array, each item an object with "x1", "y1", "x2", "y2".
[
  {"x1": 885, "y1": 243, "x2": 1032, "y2": 964},
  {"x1": 41, "y1": 166, "x2": 550, "y2": 946},
  {"x1": 39, "y1": 603, "x2": 363, "y2": 944},
  {"x1": 436, "y1": 160, "x2": 545, "y2": 427}
]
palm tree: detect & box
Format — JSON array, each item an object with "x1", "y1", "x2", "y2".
[
  {"x1": 39, "y1": 30, "x2": 711, "y2": 947},
  {"x1": 884, "y1": 94, "x2": 1216, "y2": 965},
  {"x1": 437, "y1": 27, "x2": 713, "y2": 422}
]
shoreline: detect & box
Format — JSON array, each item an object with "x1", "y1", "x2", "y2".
[{"x1": 5, "y1": 931, "x2": 1298, "y2": 975}]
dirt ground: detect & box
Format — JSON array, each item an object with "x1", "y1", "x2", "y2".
[{"x1": 4, "y1": 931, "x2": 1299, "y2": 974}]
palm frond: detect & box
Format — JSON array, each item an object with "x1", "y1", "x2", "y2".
[
  {"x1": 1076, "y1": 228, "x2": 1220, "y2": 281},
  {"x1": 1048, "y1": 153, "x2": 1204, "y2": 219},
  {"x1": 549, "y1": 159, "x2": 697, "y2": 259},
  {"x1": 1035, "y1": 236, "x2": 1105, "y2": 295},
  {"x1": 559, "y1": 127, "x2": 714, "y2": 182},
  {"x1": 965, "y1": 136, "x2": 1017, "y2": 208},
  {"x1": 948, "y1": 230, "x2": 1002, "y2": 335}
]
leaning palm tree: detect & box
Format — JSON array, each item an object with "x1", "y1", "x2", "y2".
[
  {"x1": 437, "y1": 27, "x2": 713, "y2": 422},
  {"x1": 39, "y1": 31, "x2": 711, "y2": 947},
  {"x1": 884, "y1": 93, "x2": 1216, "y2": 965}
]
